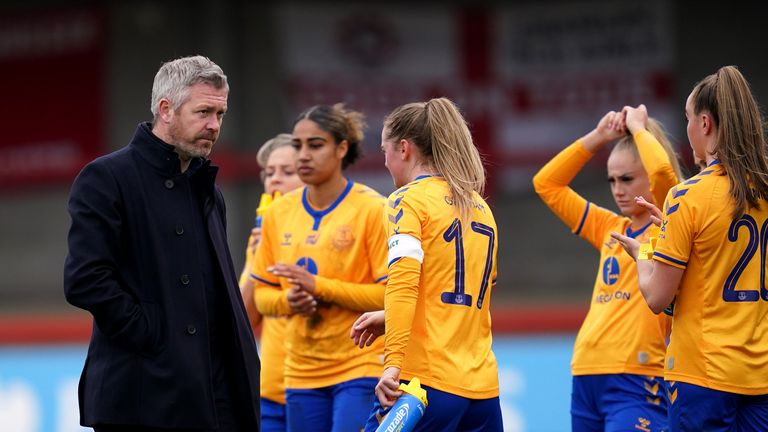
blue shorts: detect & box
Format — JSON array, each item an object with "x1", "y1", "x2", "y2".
[
  {"x1": 668, "y1": 381, "x2": 768, "y2": 432},
  {"x1": 285, "y1": 377, "x2": 377, "y2": 432},
  {"x1": 261, "y1": 397, "x2": 287, "y2": 432},
  {"x1": 364, "y1": 382, "x2": 502, "y2": 432},
  {"x1": 571, "y1": 374, "x2": 668, "y2": 432}
]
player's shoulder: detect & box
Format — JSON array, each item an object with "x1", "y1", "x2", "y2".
[
  {"x1": 669, "y1": 163, "x2": 726, "y2": 203},
  {"x1": 663, "y1": 163, "x2": 729, "y2": 221},
  {"x1": 386, "y1": 175, "x2": 443, "y2": 204},
  {"x1": 349, "y1": 182, "x2": 386, "y2": 207},
  {"x1": 270, "y1": 187, "x2": 304, "y2": 212}
]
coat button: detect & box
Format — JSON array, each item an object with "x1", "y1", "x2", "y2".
[
  {"x1": 186, "y1": 325, "x2": 197, "y2": 335},
  {"x1": 180, "y1": 274, "x2": 190, "y2": 285},
  {"x1": 164, "y1": 179, "x2": 174, "y2": 189},
  {"x1": 175, "y1": 224, "x2": 184, "y2": 235}
]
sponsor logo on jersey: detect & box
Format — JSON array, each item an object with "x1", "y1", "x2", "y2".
[
  {"x1": 601, "y1": 256, "x2": 620, "y2": 285},
  {"x1": 595, "y1": 290, "x2": 630, "y2": 304}
]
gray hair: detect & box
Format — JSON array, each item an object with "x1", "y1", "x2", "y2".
[{"x1": 150, "y1": 55, "x2": 228, "y2": 121}]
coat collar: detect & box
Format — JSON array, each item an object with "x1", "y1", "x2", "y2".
[{"x1": 130, "y1": 122, "x2": 217, "y2": 179}]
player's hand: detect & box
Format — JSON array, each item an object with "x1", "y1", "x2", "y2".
[
  {"x1": 350, "y1": 310, "x2": 385, "y2": 348},
  {"x1": 622, "y1": 104, "x2": 649, "y2": 135},
  {"x1": 610, "y1": 231, "x2": 641, "y2": 261},
  {"x1": 375, "y1": 367, "x2": 402, "y2": 408},
  {"x1": 247, "y1": 227, "x2": 261, "y2": 255},
  {"x1": 582, "y1": 111, "x2": 626, "y2": 151},
  {"x1": 269, "y1": 264, "x2": 317, "y2": 294},
  {"x1": 635, "y1": 196, "x2": 663, "y2": 227},
  {"x1": 285, "y1": 286, "x2": 316, "y2": 316}
]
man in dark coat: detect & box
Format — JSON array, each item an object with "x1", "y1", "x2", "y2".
[{"x1": 64, "y1": 55, "x2": 260, "y2": 431}]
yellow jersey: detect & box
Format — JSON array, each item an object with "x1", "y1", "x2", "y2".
[
  {"x1": 533, "y1": 130, "x2": 677, "y2": 377},
  {"x1": 384, "y1": 175, "x2": 500, "y2": 399},
  {"x1": 653, "y1": 161, "x2": 768, "y2": 395},
  {"x1": 250, "y1": 180, "x2": 388, "y2": 389},
  {"x1": 240, "y1": 231, "x2": 289, "y2": 403}
]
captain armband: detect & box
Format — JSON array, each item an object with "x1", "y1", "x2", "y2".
[
  {"x1": 638, "y1": 237, "x2": 658, "y2": 260},
  {"x1": 387, "y1": 234, "x2": 424, "y2": 264}
]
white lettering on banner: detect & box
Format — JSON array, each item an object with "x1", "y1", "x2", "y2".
[
  {"x1": 0, "y1": 13, "x2": 99, "y2": 59},
  {"x1": 0, "y1": 142, "x2": 80, "y2": 175},
  {"x1": 497, "y1": 0, "x2": 672, "y2": 72}
]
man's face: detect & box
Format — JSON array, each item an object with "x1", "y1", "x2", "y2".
[{"x1": 166, "y1": 82, "x2": 228, "y2": 160}]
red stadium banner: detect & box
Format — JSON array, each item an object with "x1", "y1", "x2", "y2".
[
  {"x1": 0, "y1": 306, "x2": 587, "y2": 345},
  {"x1": 0, "y1": 7, "x2": 105, "y2": 189}
]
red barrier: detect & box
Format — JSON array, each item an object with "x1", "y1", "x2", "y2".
[{"x1": 0, "y1": 306, "x2": 587, "y2": 344}]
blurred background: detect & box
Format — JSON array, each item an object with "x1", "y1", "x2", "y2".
[{"x1": 1, "y1": 0, "x2": 766, "y2": 430}]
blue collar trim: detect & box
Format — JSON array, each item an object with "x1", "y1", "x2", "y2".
[
  {"x1": 626, "y1": 221, "x2": 653, "y2": 239},
  {"x1": 302, "y1": 179, "x2": 354, "y2": 230}
]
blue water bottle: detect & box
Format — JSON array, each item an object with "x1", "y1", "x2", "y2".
[{"x1": 375, "y1": 377, "x2": 428, "y2": 432}]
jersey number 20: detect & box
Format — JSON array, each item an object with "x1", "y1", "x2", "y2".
[
  {"x1": 723, "y1": 214, "x2": 768, "y2": 302},
  {"x1": 441, "y1": 218, "x2": 495, "y2": 309}
]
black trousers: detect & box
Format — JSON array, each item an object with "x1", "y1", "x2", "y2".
[{"x1": 93, "y1": 389, "x2": 245, "y2": 432}]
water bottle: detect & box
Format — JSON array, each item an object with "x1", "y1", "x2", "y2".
[
  {"x1": 254, "y1": 191, "x2": 281, "y2": 227},
  {"x1": 375, "y1": 377, "x2": 428, "y2": 432}
]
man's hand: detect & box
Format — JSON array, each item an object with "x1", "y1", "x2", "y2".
[{"x1": 350, "y1": 310, "x2": 385, "y2": 348}]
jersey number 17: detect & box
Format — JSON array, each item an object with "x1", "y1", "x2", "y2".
[{"x1": 441, "y1": 218, "x2": 495, "y2": 310}]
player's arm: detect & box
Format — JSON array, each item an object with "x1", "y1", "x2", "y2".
[
  {"x1": 533, "y1": 112, "x2": 625, "y2": 249},
  {"x1": 315, "y1": 201, "x2": 389, "y2": 310},
  {"x1": 250, "y1": 212, "x2": 293, "y2": 316},
  {"x1": 63, "y1": 162, "x2": 160, "y2": 354},
  {"x1": 239, "y1": 228, "x2": 262, "y2": 329},
  {"x1": 612, "y1": 188, "x2": 691, "y2": 314},
  {"x1": 636, "y1": 259, "x2": 684, "y2": 314},
  {"x1": 383, "y1": 196, "x2": 423, "y2": 370},
  {"x1": 313, "y1": 278, "x2": 385, "y2": 312},
  {"x1": 625, "y1": 105, "x2": 680, "y2": 207}
]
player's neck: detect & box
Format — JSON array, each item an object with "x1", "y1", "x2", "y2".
[
  {"x1": 408, "y1": 162, "x2": 438, "y2": 182},
  {"x1": 306, "y1": 174, "x2": 348, "y2": 210},
  {"x1": 629, "y1": 213, "x2": 651, "y2": 232}
]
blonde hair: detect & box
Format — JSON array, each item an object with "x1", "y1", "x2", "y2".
[
  {"x1": 691, "y1": 65, "x2": 768, "y2": 218},
  {"x1": 384, "y1": 97, "x2": 486, "y2": 220},
  {"x1": 612, "y1": 117, "x2": 683, "y2": 180},
  {"x1": 256, "y1": 133, "x2": 295, "y2": 181},
  {"x1": 294, "y1": 103, "x2": 366, "y2": 169}
]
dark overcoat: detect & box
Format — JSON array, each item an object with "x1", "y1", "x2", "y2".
[{"x1": 64, "y1": 123, "x2": 260, "y2": 429}]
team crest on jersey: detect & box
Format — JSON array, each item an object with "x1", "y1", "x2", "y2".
[
  {"x1": 281, "y1": 232, "x2": 292, "y2": 246},
  {"x1": 332, "y1": 225, "x2": 355, "y2": 250}
]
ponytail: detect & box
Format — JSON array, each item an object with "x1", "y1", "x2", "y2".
[{"x1": 385, "y1": 98, "x2": 486, "y2": 219}]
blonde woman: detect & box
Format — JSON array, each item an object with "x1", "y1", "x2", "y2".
[
  {"x1": 533, "y1": 105, "x2": 681, "y2": 432},
  {"x1": 239, "y1": 133, "x2": 303, "y2": 432},
  {"x1": 357, "y1": 98, "x2": 502, "y2": 431}
]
